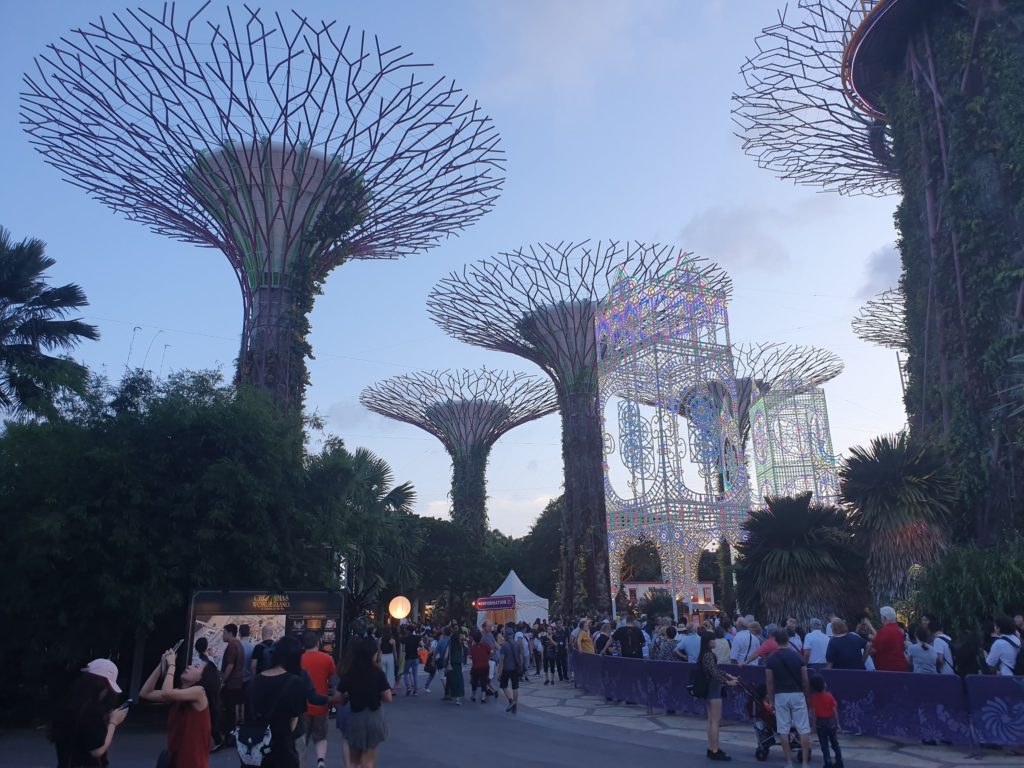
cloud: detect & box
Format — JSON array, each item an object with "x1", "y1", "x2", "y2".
[
  {"x1": 477, "y1": 0, "x2": 672, "y2": 102},
  {"x1": 678, "y1": 204, "x2": 790, "y2": 271},
  {"x1": 857, "y1": 243, "x2": 901, "y2": 298},
  {"x1": 526, "y1": 459, "x2": 539, "y2": 471},
  {"x1": 322, "y1": 399, "x2": 397, "y2": 432}
]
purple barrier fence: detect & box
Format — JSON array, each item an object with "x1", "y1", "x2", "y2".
[
  {"x1": 571, "y1": 653, "x2": 990, "y2": 746},
  {"x1": 965, "y1": 675, "x2": 1024, "y2": 747},
  {"x1": 818, "y1": 668, "x2": 972, "y2": 745}
]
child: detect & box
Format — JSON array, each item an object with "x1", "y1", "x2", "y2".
[{"x1": 810, "y1": 675, "x2": 843, "y2": 768}]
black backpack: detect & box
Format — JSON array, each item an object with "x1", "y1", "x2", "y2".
[{"x1": 254, "y1": 641, "x2": 275, "y2": 675}]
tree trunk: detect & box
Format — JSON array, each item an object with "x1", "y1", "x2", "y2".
[
  {"x1": 557, "y1": 387, "x2": 611, "y2": 617},
  {"x1": 450, "y1": 444, "x2": 490, "y2": 548}
]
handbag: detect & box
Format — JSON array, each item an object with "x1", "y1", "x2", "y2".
[
  {"x1": 236, "y1": 675, "x2": 295, "y2": 766},
  {"x1": 686, "y1": 654, "x2": 710, "y2": 698}
]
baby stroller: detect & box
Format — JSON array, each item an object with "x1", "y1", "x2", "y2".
[{"x1": 739, "y1": 681, "x2": 804, "y2": 763}]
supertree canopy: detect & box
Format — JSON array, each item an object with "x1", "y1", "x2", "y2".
[
  {"x1": 852, "y1": 288, "x2": 908, "y2": 352},
  {"x1": 736, "y1": 0, "x2": 1024, "y2": 540},
  {"x1": 359, "y1": 369, "x2": 557, "y2": 546},
  {"x1": 21, "y1": 3, "x2": 504, "y2": 410},
  {"x1": 731, "y1": 342, "x2": 845, "y2": 446},
  {"x1": 427, "y1": 241, "x2": 682, "y2": 616}
]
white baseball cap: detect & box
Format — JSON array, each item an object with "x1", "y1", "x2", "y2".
[{"x1": 82, "y1": 659, "x2": 122, "y2": 694}]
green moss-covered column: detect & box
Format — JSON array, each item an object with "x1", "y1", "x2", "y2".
[
  {"x1": 884, "y1": 2, "x2": 1024, "y2": 541},
  {"x1": 556, "y1": 383, "x2": 612, "y2": 618},
  {"x1": 450, "y1": 443, "x2": 491, "y2": 547}
]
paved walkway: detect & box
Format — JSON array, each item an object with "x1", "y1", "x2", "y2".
[
  {"x1": 3, "y1": 672, "x2": 1021, "y2": 767},
  {"x1": 515, "y1": 674, "x2": 1021, "y2": 768}
]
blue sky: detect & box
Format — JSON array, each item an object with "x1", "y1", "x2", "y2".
[{"x1": 0, "y1": 1, "x2": 904, "y2": 537}]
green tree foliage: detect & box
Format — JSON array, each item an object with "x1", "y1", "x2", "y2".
[
  {"x1": 717, "y1": 538, "x2": 737, "y2": 618},
  {"x1": 911, "y1": 532, "x2": 1024, "y2": 635},
  {"x1": 0, "y1": 370, "x2": 416, "y2": 722},
  {"x1": 735, "y1": 494, "x2": 866, "y2": 624},
  {"x1": 510, "y1": 495, "x2": 563, "y2": 602},
  {"x1": 0, "y1": 226, "x2": 98, "y2": 416},
  {"x1": 620, "y1": 541, "x2": 662, "y2": 583},
  {"x1": 839, "y1": 432, "x2": 957, "y2": 604}
]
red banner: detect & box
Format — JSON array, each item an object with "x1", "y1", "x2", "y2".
[{"x1": 474, "y1": 594, "x2": 516, "y2": 610}]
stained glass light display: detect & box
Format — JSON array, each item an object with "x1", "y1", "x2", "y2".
[
  {"x1": 750, "y1": 385, "x2": 839, "y2": 505},
  {"x1": 597, "y1": 253, "x2": 751, "y2": 612}
]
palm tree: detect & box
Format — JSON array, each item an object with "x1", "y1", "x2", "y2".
[
  {"x1": 0, "y1": 227, "x2": 98, "y2": 416},
  {"x1": 839, "y1": 432, "x2": 956, "y2": 605},
  {"x1": 341, "y1": 447, "x2": 421, "y2": 621},
  {"x1": 735, "y1": 494, "x2": 864, "y2": 624}
]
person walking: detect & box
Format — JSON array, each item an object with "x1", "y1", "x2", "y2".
[
  {"x1": 377, "y1": 629, "x2": 397, "y2": 694},
  {"x1": 52, "y1": 659, "x2": 128, "y2": 768},
  {"x1": 140, "y1": 649, "x2": 220, "y2": 768},
  {"x1": 765, "y1": 628, "x2": 812, "y2": 768},
  {"x1": 299, "y1": 631, "x2": 336, "y2": 768},
  {"x1": 541, "y1": 625, "x2": 558, "y2": 684},
  {"x1": 401, "y1": 627, "x2": 420, "y2": 696},
  {"x1": 245, "y1": 636, "x2": 311, "y2": 768},
  {"x1": 498, "y1": 627, "x2": 522, "y2": 714},
  {"x1": 468, "y1": 631, "x2": 491, "y2": 703},
  {"x1": 337, "y1": 638, "x2": 393, "y2": 768},
  {"x1": 694, "y1": 629, "x2": 739, "y2": 762},
  {"x1": 810, "y1": 675, "x2": 843, "y2": 768},
  {"x1": 219, "y1": 623, "x2": 246, "y2": 745},
  {"x1": 445, "y1": 627, "x2": 466, "y2": 705},
  {"x1": 552, "y1": 620, "x2": 569, "y2": 682}
]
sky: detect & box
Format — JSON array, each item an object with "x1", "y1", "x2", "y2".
[{"x1": 0, "y1": 0, "x2": 905, "y2": 538}]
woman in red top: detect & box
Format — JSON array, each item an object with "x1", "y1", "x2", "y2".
[
  {"x1": 468, "y1": 630, "x2": 492, "y2": 703},
  {"x1": 141, "y1": 648, "x2": 220, "y2": 768}
]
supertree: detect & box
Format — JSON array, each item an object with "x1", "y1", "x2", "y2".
[
  {"x1": 731, "y1": 342, "x2": 845, "y2": 446},
  {"x1": 21, "y1": 3, "x2": 504, "y2": 411},
  {"x1": 734, "y1": 0, "x2": 1024, "y2": 540},
  {"x1": 359, "y1": 369, "x2": 558, "y2": 546},
  {"x1": 427, "y1": 241, "x2": 681, "y2": 616},
  {"x1": 853, "y1": 287, "x2": 908, "y2": 394}
]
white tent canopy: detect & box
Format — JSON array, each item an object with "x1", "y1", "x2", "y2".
[{"x1": 476, "y1": 569, "x2": 549, "y2": 626}]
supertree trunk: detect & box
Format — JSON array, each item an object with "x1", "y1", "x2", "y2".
[
  {"x1": 239, "y1": 283, "x2": 312, "y2": 412},
  {"x1": 451, "y1": 444, "x2": 491, "y2": 548},
  {"x1": 558, "y1": 385, "x2": 611, "y2": 617},
  {"x1": 885, "y1": 3, "x2": 1024, "y2": 542}
]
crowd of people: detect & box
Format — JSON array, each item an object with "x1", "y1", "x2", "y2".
[{"x1": 51, "y1": 609, "x2": 1023, "y2": 768}]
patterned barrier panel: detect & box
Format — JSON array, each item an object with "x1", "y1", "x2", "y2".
[
  {"x1": 818, "y1": 668, "x2": 972, "y2": 745},
  {"x1": 965, "y1": 675, "x2": 1024, "y2": 747},
  {"x1": 571, "y1": 653, "x2": 988, "y2": 746}
]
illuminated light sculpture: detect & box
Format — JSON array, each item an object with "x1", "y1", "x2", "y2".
[
  {"x1": 736, "y1": 0, "x2": 1024, "y2": 539},
  {"x1": 749, "y1": 385, "x2": 840, "y2": 505},
  {"x1": 596, "y1": 255, "x2": 750, "y2": 619},
  {"x1": 21, "y1": 4, "x2": 503, "y2": 410},
  {"x1": 853, "y1": 287, "x2": 908, "y2": 395},
  {"x1": 732, "y1": 343, "x2": 843, "y2": 507},
  {"x1": 359, "y1": 369, "x2": 557, "y2": 545},
  {"x1": 427, "y1": 241, "x2": 681, "y2": 616}
]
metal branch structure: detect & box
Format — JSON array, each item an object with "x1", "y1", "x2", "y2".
[
  {"x1": 853, "y1": 288, "x2": 907, "y2": 350},
  {"x1": 21, "y1": 3, "x2": 504, "y2": 410},
  {"x1": 736, "y1": 0, "x2": 1024, "y2": 538},
  {"x1": 359, "y1": 369, "x2": 557, "y2": 546},
  {"x1": 596, "y1": 256, "x2": 750, "y2": 621},
  {"x1": 733, "y1": 0, "x2": 899, "y2": 195},
  {"x1": 427, "y1": 241, "x2": 685, "y2": 617}
]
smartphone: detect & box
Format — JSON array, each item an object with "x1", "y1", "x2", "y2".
[
  {"x1": 161, "y1": 639, "x2": 184, "y2": 675},
  {"x1": 171, "y1": 638, "x2": 184, "y2": 653},
  {"x1": 117, "y1": 698, "x2": 135, "y2": 711}
]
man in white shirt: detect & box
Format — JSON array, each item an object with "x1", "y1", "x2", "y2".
[
  {"x1": 824, "y1": 612, "x2": 836, "y2": 637},
  {"x1": 921, "y1": 614, "x2": 955, "y2": 675},
  {"x1": 802, "y1": 618, "x2": 830, "y2": 669},
  {"x1": 730, "y1": 621, "x2": 761, "y2": 664},
  {"x1": 985, "y1": 617, "x2": 1020, "y2": 676}
]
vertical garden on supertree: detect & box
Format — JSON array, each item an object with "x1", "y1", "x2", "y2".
[
  {"x1": 360, "y1": 369, "x2": 558, "y2": 547},
  {"x1": 427, "y1": 241, "x2": 678, "y2": 616},
  {"x1": 734, "y1": 0, "x2": 1024, "y2": 540},
  {"x1": 21, "y1": 4, "x2": 503, "y2": 411}
]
